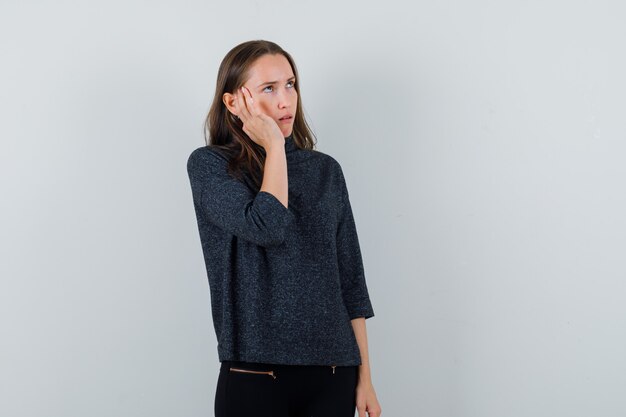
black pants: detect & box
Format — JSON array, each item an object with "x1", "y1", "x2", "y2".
[{"x1": 215, "y1": 360, "x2": 359, "y2": 417}]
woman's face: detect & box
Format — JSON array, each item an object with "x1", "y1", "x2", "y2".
[{"x1": 227, "y1": 53, "x2": 298, "y2": 138}]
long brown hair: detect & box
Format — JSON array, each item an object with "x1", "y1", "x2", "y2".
[{"x1": 204, "y1": 40, "x2": 317, "y2": 190}]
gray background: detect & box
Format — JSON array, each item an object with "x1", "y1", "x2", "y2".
[{"x1": 1, "y1": 1, "x2": 625, "y2": 416}]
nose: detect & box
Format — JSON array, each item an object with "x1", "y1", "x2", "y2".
[{"x1": 277, "y1": 88, "x2": 292, "y2": 109}]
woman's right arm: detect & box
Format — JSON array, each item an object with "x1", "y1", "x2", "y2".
[
  {"x1": 260, "y1": 141, "x2": 289, "y2": 209},
  {"x1": 235, "y1": 85, "x2": 289, "y2": 208},
  {"x1": 186, "y1": 148, "x2": 294, "y2": 247}
]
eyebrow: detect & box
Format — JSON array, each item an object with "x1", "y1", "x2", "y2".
[{"x1": 257, "y1": 76, "x2": 296, "y2": 88}]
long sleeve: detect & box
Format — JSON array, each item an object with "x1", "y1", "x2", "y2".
[
  {"x1": 187, "y1": 147, "x2": 295, "y2": 247},
  {"x1": 335, "y1": 164, "x2": 375, "y2": 320}
]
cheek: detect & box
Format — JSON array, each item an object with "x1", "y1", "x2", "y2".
[{"x1": 256, "y1": 99, "x2": 272, "y2": 113}]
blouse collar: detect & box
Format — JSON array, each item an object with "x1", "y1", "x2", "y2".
[{"x1": 284, "y1": 133, "x2": 297, "y2": 153}]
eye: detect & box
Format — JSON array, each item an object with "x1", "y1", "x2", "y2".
[{"x1": 263, "y1": 80, "x2": 296, "y2": 93}]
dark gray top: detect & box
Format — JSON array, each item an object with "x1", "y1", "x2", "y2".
[{"x1": 186, "y1": 133, "x2": 375, "y2": 366}]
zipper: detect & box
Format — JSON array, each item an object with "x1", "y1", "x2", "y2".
[
  {"x1": 229, "y1": 367, "x2": 278, "y2": 381},
  {"x1": 229, "y1": 365, "x2": 335, "y2": 378}
]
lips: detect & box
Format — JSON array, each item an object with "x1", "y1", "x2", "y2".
[{"x1": 279, "y1": 114, "x2": 293, "y2": 120}]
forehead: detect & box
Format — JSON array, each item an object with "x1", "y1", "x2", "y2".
[{"x1": 246, "y1": 54, "x2": 294, "y2": 82}]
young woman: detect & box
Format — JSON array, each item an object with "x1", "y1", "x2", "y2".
[{"x1": 187, "y1": 40, "x2": 382, "y2": 417}]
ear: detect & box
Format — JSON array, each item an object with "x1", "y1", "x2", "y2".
[{"x1": 223, "y1": 92, "x2": 239, "y2": 117}]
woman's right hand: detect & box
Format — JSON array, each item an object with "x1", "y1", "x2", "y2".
[{"x1": 234, "y1": 86, "x2": 284, "y2": 151}]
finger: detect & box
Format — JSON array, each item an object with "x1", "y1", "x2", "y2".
[
  {"x1": 241, "y1": 86, "x2": 258, "y2": 117},
  {"x1": 236, "y1": 88, "x2": 251, "y2": 121},
  {"x1": 238, "y1": 87, "x2": 254, "y2": 120}
]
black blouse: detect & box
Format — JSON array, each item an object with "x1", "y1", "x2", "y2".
[{"x1": 186, "y1": 133, "x2": 375, "y2": 366}]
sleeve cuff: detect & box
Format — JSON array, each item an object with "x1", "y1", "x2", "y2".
[
  {"x1": 345, "y1": 301, "x2": 375, "y2": 320},
  {"x1": 255, "y1": 191, "x2": 295, "y2": 242}
]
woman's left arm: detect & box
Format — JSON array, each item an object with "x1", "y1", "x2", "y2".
[{"x1": 352, "y1": 317, "x2": 382, "y2": 417}]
